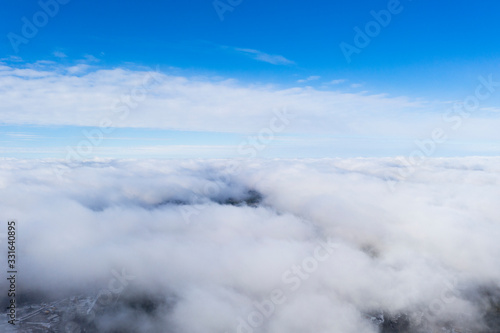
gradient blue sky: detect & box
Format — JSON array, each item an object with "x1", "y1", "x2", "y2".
[{"x1": 1, "y1": 0, "x2": 500, "y2": 158}]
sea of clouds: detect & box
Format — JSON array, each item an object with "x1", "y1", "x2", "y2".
[{"x1": 1, "y1": 157, "x2": 500, "y2": 332}]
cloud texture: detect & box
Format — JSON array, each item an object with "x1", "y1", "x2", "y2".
[
  {"x1": 0, "y1": 62, "x2": 440, "y2": 137},
  {"x1": 1, "y1": 157, "x2": 500, "y2": 332}
]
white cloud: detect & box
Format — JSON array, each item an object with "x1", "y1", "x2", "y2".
[
  {"x1": 84, "y1": 54, "x2": 100, "y2": 62},
  {"x1": 297, "y1": 75, "x2": 320, "y2": 83},
  {"x1": 65, "y1": 63, "x2": 93, "y2": 74},
  {"x1": 481, "y1": 106, "x2": 500, "y2": 113},
  {"x1": 0, "y1": 55, "x2": 23, "y2": 63},
  {"x1": 1, "y1": 62, "x2": 499, "y2": 151},
  {"x1": 0, "y1": 63, "x2": 438, "y2": 138},
  {"x1": 235, "y1": 48, "x2": 295, "y2": 65},
  {"x1": 0, "y1": 145, "x2": 239, "y2": 159},
  {"x1": 4, "y1": 132, "x2": 43, "y2": 140},
  {"x1": 53, "y1": 51, "x2": 67, "y2": 58},
  {"x1": 329, "y1": 79, "x2": 346, "y2": 85},
  {"x1": 1, "y1": 157, "x2": 499, "y2": 331}
]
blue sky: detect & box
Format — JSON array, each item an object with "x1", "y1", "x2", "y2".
[{"x1": 1, "y1": 0, "x2": 500, "y2": 158}]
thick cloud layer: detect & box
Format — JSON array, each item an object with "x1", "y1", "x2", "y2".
[{"x1": 1, "y1": 157, "x2": 500, "y2": 332}]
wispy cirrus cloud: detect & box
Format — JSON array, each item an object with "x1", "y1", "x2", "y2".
[
  {"x1": 297, "y1": 75, "x2": 320, "y2": 83},
  {"x1": 329, "y1": 79, "x2": 347, "y2": 85},
  {"x1": 234, "y1": 47, "x2": 295, "y2": 65},
  {"x1": 53, "y1": 51, "x2": 67, "y2": 58},
  {"x1": 4, "y1": 132, "x2": 44, "y2": 140}
]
